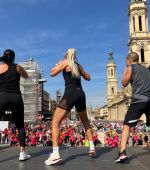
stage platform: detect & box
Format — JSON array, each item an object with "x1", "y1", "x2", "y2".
[{"x1": 0, "y1": 146, "x2": 149, "y2": 170}]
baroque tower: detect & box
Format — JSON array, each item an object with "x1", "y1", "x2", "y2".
[
  {"x1": 128, "y1": 0, "x2": 150, "y2": 66},
  {"x1": 107, "y1": 49, "x2": 118, "y2": 103}
]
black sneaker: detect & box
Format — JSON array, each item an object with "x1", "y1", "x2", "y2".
[{"x1": 115, "y1": 150, "x2": 128, "y2": 163}]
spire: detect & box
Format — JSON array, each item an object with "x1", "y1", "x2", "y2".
[{"x1": 108, "y1": 49, "x2": 115, "y2": 64}]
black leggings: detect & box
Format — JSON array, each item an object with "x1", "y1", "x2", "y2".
[{"x1": 0, "y1": 92, "x2": 26, "y2": 147}]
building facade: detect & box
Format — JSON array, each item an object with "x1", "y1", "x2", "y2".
[
  {"x1": 100, "y1": 105, "x2": 108, "y2": 118},
  {"x1": 128, "y1": 0, "x2": 150, "y2": 67},
  {"x1": 100, "y1": 0, "x2": 150, "y2": 122},
  {"x1": 49, "y1": 98, "x2": 57, "y2": 120},
  {"x1": 107, "y1": 50, "x2": 118, "y2": 103},
  {"x1": 20, "y1": 58, "x2": 41, "y2": 122},
  {"x1": 56, "y1": 90, "x2": 62, "y2": 104},
  {"x1": 43, "y1": 90, "x2": 50, "y2": 120},
  {"x1": 68, "y1": 108, "x2": 80, "y2": 121}
]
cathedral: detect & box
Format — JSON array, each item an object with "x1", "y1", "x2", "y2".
[{"x1": 100, "y1": 0, "x2": 150, "y2": 121}]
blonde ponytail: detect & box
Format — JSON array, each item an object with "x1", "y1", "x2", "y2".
[{"x1": 65, "y1": 48, "x2": 80, "y2": 78}]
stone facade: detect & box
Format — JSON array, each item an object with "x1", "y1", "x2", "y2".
[
  {"x1": 107, "y1": 50, "x2": 118, "y2": 103},
  {"x1": 128, "y1": 0, "x2": 150, "y2": 66},
  {"x1": 43, "y1": 90, "x2": 50, "y2": 119},
  {"x1": 100, "y1": 0, "x2": 149, "y2": 122},
  {"x1": 20, "y1": 59, "x2": 41, "y2": 122}
]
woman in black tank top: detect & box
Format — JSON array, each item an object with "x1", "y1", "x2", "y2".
[
  {"x1": 45, "y1": 48, "x2": 96, "y2": 166},
  {"x1": 0, "y1": 49, "x2": 30, "y2": 161}
]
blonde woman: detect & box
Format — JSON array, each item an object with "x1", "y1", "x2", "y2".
[{"x1": 45, "y1": 48, "x2": 96, "y2": 166}]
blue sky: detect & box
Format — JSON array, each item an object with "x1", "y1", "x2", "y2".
[{"x1": 0, "y1": 0, "x2": 149, "y2": 108}]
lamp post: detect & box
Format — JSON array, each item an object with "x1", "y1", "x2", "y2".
[{"x1": 38, "y1": 79, "x2": 47, "y2": 120}]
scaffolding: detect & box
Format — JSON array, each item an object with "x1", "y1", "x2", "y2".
[{"x1": 19, "y1": 59, "x2": 41, "y2": 122}]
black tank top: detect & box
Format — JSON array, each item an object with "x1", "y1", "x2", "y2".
[
  {"x1": 63, "y1": 69, "x2": 81, "y2": 87},
  {"x1": 0, "y1": 63, "x2": 21, "y2": 94}
]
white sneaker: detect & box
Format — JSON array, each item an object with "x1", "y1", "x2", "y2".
[
  {"x1": 89, "y1": 149, "x2": 96, "y2": 158},
  {"x1": 19, "y1": 152, "x2": 31, "y2": 161},
  {"x1": 45, "y1": 153, "x2": 62, "y2": 166}
]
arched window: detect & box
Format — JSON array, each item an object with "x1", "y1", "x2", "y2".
[
  {"x1": 133, "y1": 17, "x2": 136, "y2": 32},
  {"x1": 111, "y1": 87, "x2": 114, "y2": 94},
  {"x1": 141, "y1": 48, "x2": 145, "y2": 62},
  {"x1": 111, "y1": 69, "x2": 113, "y2": 76},
  {"x1": 139, "y1": 16, "x2": 142, "y2": 31},
  {"x1": 108, "y1": 70, "x2": 110, "y2": 75}
]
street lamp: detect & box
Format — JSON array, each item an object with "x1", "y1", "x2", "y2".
[{"x1": 38, "y1": 78, "x2": 47, "y2": 120}]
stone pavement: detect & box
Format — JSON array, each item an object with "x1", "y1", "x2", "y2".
[{"x1": 0, "y1": 146, "x2": 149, "y2": 170}]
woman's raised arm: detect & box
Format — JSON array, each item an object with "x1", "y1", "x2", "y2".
[
  {"x1": 79, "y1": 64, "x2": 91, "y2": 81},
  {"x1": 50, "y1": 60, "x2": 68, "y2": 77},
  {"x1": 17, "y1": 65, "x2": 28, "y2": 78}
]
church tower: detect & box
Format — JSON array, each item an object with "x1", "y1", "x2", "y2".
[
  {"x1": 107, "y1": 49, "x2": 118, "y2": 103},
  {"x1": 128, "y1": 0, "x2": 150, "y2": 66}
]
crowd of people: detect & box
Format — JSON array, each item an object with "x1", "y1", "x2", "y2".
[
  {"x1": 0, "y1": 119, "x2": 149, "y2": 148},
  {"x1": 0, "y1": 120, "x2": 99, "y2": 147}
]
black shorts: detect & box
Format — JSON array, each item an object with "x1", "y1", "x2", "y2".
[
  {"x1": 58, "y1": 86, "x2": 86, "y2": 112},
  {"x1": 124, "y1": 99, "x2": 150, "y2": 127}
]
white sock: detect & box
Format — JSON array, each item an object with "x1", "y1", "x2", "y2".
[
  {"x1": 53, "y1": 147, "x2": 59, "y2": 154},
  {"x1": 89, "y1": 141, "x2": 95, "y2": 150}
]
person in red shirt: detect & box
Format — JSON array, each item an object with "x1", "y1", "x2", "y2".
[
  {"x1": 13, "y1": 135, "x2": 19, "y2": 146},
  {"x1": 93, "y1": 133, "x2": 99, "y2": 146},
  {"x1": 30, "y1": 133, "x2": 36, "y2": 147},
  {"x1": 111, "y1": 136, "x2": 119, "y2": 148},
  {"x1": 59, "y1": 135, "x2": 64, "y2": 146},
  {"x1": 77, "y1": 134, "x2": 84, "y2": 147},
  {"x1": 70, "y1": 134, "x2": 76, "y2": 147},
  {"x1": 35, "y1": 131, "x2": 40, "y2": 144},
  {"x1": 10, "y1": 133, "x2": 15, "y2": 146},
  {"x1": 132, "y1": 133, "x2": 138, "y2": 147}
]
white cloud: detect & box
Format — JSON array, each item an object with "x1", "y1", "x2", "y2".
[
  {"x1": 85, "y1": 23, "x2": 108, "y2": 35},
  {"x1": 0, "y1": 30, "x2": 64, "y2": 58},
  {"x1": 14, "y1": 31, "x2": 64, "y2": 47}
]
